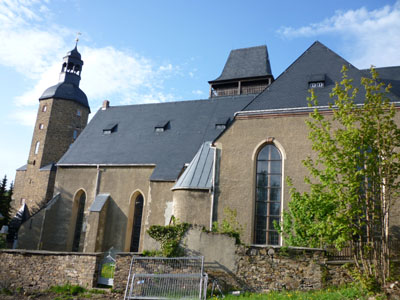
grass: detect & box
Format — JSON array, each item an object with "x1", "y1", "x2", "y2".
[
  {"x1": 208, "y1": 285, "x2": 386, "y2": 300},
  {"x1": 48, "y1": 283, "x2": 106, "y2": 300}
]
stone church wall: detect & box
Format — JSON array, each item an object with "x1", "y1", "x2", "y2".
[
  {"x1": 214, "y1": 114, "x2": 314, "y2": 245},
  {"x1": 48, "y1": 166, "x2": 175, "y2": 253},
  {"x1": 214, "y1": 112, "x2": 400, "y2": 245}
]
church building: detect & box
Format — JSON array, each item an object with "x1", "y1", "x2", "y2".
[{"x1": 11, "y1": 41, "x2": 400, "y2": 252}]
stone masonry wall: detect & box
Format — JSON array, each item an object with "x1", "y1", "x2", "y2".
[
  {"x1": 235, "y1": 246, "x2": 325, "y2": 293},
  {"x1": 0, "y1": 244, "x2": 353, "y2": 293},
  {"x1": 0, "y1": 249, "x2": 101, "y2": 291}
]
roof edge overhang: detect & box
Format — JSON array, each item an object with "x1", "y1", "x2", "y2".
[
  {"x1": 170, "y1": 187, "x2": 211, "y2": 192},
  {"x1": 235, "y1": 101, "x2": 400, "y2": 118},
  {"x1": 56, "y1": 163, "x2": 156, "y2": 167}
]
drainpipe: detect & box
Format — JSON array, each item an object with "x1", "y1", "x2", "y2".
[
  {"x1": 210, "y1": 145, "x2": 217, "y2": 230},
  {"x1": 95, "y1": 164, "x2": 100, "y2": 196}
]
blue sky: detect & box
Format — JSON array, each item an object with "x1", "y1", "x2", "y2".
[{"x1": 1, "y1": 0, "x2": 400, "y2": 183}]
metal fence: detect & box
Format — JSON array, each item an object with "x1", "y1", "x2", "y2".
[
  {"x1": 124, "y1": 256, "x2": 207, "y2": 300},
  {"x1": 327, "y1": 240, "x2": 400, "y2": 261}
]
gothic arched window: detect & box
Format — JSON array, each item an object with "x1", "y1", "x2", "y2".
[
  {"x1": 72, "y1": 190, "x2": 86, "y2": 252},
  {"x1": 254, "y1": 144, "x2": 282, "y2": 245}
]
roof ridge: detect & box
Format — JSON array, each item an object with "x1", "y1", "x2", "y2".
[
  {"x1": 97, "y1": 95, "x2": 255, "y2": 110},
  {"x1": 231, "y1": 45, "x2": 267, "y2": 51}
]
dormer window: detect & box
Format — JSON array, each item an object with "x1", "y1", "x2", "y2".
[
  {"x1": 155, "y1": 120, "x2": 170, "y2": 132},
  {"x1": 309, "y1": 81, "x2": 324, "y2": 88},
  {"x1": 308, "y1": 74, "x2": 326, "y2": 89},
  {"x1": 215, "y1": 118, "x2": 230, "y2": 130},
  {"x1": 103, "y1": 123, "x2": 118, "y2": 135}
]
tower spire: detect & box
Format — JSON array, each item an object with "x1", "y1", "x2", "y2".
[
  {"x1": 75, "y1": 32, "x2": 81, "y2": 48},
  {"x1": 58, "y1": 40, "x2": 84, "y2": 86}
]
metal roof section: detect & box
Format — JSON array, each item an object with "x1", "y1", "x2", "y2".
[
  {"x1": 172, "y1": 141, "x2": 214, "y2": 191},
  {"x1": 242, "y1": 41, "x2": 400, "y2": 113},
  {"x1": 39, "y1": 163, "x2": 57, "y2": 171},
  {"x1": 57, "y1": 94, "x2": 255, "y2": 181},
  {"x1": 90, "y1": 194, "x2": 110, "y2": 212},
  {"x1": 210, "y1": 45, "x2": 272, "y2": 83},
  {"x1": 16, "y1": 164, "x2": 27, "y2": 171}
]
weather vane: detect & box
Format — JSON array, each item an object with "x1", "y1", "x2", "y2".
[{"x1": 75, "y1": 32, "x2": 82, "y2": 47}]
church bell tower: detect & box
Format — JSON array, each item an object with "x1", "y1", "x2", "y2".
[{"x1": 12, "y1": 44, "x2": 90, "y2": 215}]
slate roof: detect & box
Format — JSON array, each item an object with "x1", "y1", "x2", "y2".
[
  {"x1": 58, "y1": 95, "x2": 255, "y2": 181},
  {"x1": 39, "y1": 82, "x2": 89, "y2": 109},
  {"x1": 172, "y1": 141, "x2": 214, "y2": 190},
  {"x1": 363, "y1": 66, "x2": 400, "y2": 98},
  {"x1": 210, "y1": 45, "x2": 273, "y2": 83},
  {"x1": 243, "y1": 41, "x2": 400, "y2": 112}
]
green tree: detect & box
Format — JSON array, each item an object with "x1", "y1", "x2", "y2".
[
  {"x1": 280, "y1": 66, "x2": 400, "y2": 289},
  {"x1": 0, "y1": 175, "x2": 13, "y2": 228}
]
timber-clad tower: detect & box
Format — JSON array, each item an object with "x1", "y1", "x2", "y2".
[{"x1": 12, "y1": 45, "x2": 90, "y2": 216}]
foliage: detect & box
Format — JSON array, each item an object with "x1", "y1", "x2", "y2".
[
  {"x1": 279, "y1": 66, "x2": 400, "y2": 289},
  {"x1": 142, "y1": 249, "x2": 163, "y2": 257},
  {"x1": 212, "y1": 207, "x2": 244, "y2": 244},
  {"x1": 146, "y1": 216, "x2": 190, "y2": 257},
  {"x1": 49, "y1": 283, "x2": 105, "y2": 299},
  {"x1": 0, "y1": 175, "x2": 13, "y2": 229},
  {"x1": 0, "y1": 235, "x2": 6, "y2": 249},
  {"x1": 208, "y1": 284, "x2": 377, "y2": 299}
]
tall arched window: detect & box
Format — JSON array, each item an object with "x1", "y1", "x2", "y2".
[
  {"x1": 130, "y1": 194, "x2": 144, "y2": 252},
  {"x1": 72, "y1": 190, "x2": 86, "y2": 252},
  {"x1": 254, "y1": 144, "x2": 282, "y2": 245}
]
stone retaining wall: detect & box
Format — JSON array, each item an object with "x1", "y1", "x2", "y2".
[
  {"x1": 113, "y1": 246, "x2": 332, "y2": 293},
  {"x1": 234, "y1": 246, "x2": 326, "y2": 292},
  {"x1": 0, "y1": 249, "x2": 101, "y2": 291},
  {"x1": 1, "y1": 243, "x2": 353, "y2": 293}
]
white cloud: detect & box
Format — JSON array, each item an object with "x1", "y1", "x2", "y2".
[
  {"x1": 10, "y1": 109, "x2": 37, "y2": 126},
  {"x1": 192, "y1": 89, "x2": 204, "y2": 96},
  {"x1": 0, "y1": 0, "x2": 179, "y2": 125},
  {"x1": 277, "y1": 1, "x2": 400, "y2": 68}
]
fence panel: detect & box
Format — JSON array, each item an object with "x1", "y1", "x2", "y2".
[{"x1": 124, "y1": 256, "x2": 207, "y2": 300}]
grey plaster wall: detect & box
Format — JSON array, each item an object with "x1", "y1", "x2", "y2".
[{"x1": 173, "y1": 190, "x2": 211, "y2": 229}]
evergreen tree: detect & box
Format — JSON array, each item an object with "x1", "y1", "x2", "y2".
[
  {"x1": 280, "y1": 67, "x2": 400, "y2": 290},
  {"x1": 0, "y1": 175, "x2": 12, "y2": 228}
]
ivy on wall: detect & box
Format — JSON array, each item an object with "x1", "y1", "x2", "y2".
[{"x1": 146, "y1": 216, "x2": 190, "y2": 257}]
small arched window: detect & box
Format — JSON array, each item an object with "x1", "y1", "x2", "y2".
[
  {"x1": 254, "y1": 144, "x2": 282, "y2": 245},
  {"x1": 42, "y1": 105, "x2": 47, "y2": 112},
  {"x1": 34, "y1": 141, "x2": 40, "y2": 155},
  {"x1": 73, "y1": 129, "x2": 78, "y2": 140}
]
